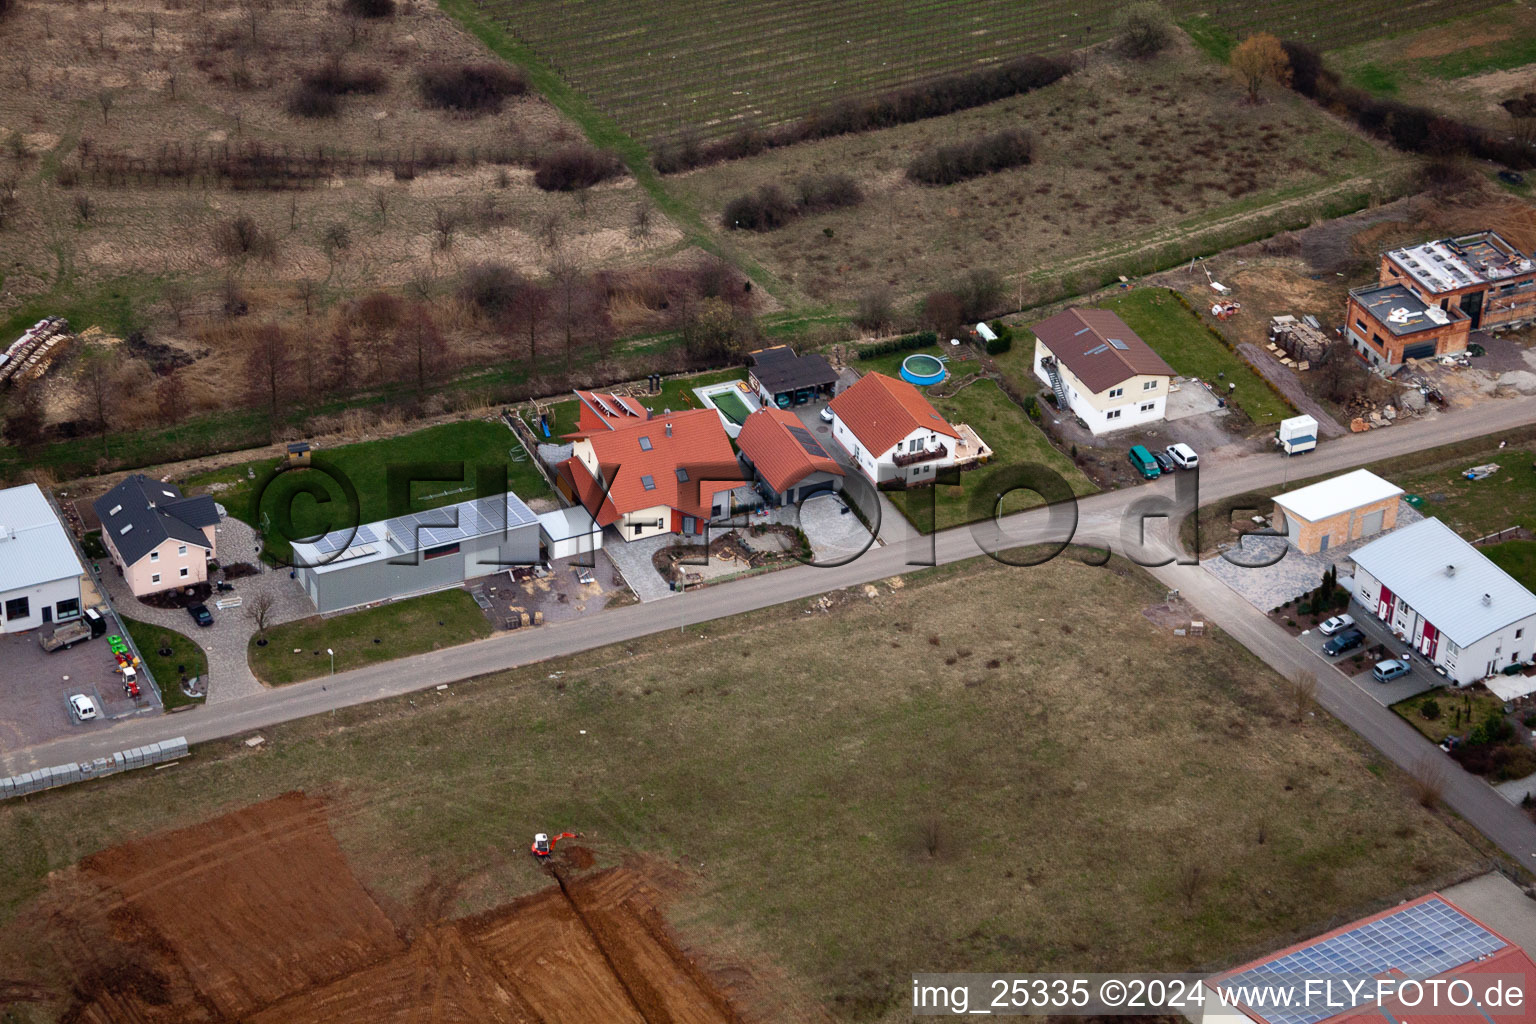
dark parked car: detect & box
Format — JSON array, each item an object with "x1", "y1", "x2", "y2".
[
  {"x1": 1323, "y1": 628, "x2": 1364, "y2": 656},
  {"x1": 187, "y1": 603, "x2": 213, "y2": 628},
  {"x1": 1153, "y1": 451, "x2": 1176, "y2": 475}
]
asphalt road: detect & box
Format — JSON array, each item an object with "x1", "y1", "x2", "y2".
[{"x1": 10, "y1": 393, "x2": 1536, "y2": 864}]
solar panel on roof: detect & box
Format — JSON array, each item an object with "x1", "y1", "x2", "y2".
[
  {"x1": 1220, "y1": 899, "x2": 1504, "y2": 1024},
  {"x1": 1085, "y1": 343, "x2": 1108, "y2": 355},
  {"x1": 1108, "y1": 338, "x2": 1128, "y2": 350},
  {"x1": 786, "y1": 425, "x2": 830, "y2": 459}
]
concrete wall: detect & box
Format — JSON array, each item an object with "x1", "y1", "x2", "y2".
[
  {"x1": 0, "y1": 574, "x2": 82, "y2": 632},
  {"x1": 1, "y1": 736, "x2": 189, "y2": 800},
  {"x1": 1275, "y1": 496, "x2": 1399, "y2": 554}
]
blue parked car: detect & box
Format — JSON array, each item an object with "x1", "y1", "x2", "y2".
[{"x1": 1372, "y1": 659, "x2": 1411, "y2": 683}]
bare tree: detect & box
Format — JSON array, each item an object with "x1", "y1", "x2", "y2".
[
  {"x1": 1408, "y1": 756, "x2": 1446, "y2": 810},
  {"x1": 73, "y1": 193, "x2": 95, "y2": 223},
  {"x1": 397, "y1": 302, "x2": 446, "y2": 393},
  {"x1": 1286, "y1": 671, "x2": 1318, "y2": 724},
  {"x1": 296, "y1": 278, "x2": 318, "y2": 316},
  {"x1": 244, "y1": 322, "x2": 291, "y2": 426},
  {"x1": 548, "y1": 248, "x2": 582, "y2": 374},
  {"x1": 166, "y1": 69, "x2": 178, "y2": 100},
  {"x1": 163, "y1": 281, "x2": 192, "y2": 326},
  {"x1": 509, "y1": 277, "x2": 549, "y2": 367},
  {"x1": 630, "y1": 201, "x2": 653, "y2": 238},
  {"x1": 153, "y1": 370, "x2": 185, "y2": 426},
  {"x1": 78, "y1": 343, "x2": 122, "y2": 456},
  {"x1": 432, "y1": 205, "x2": 459, "y2": 250},
  {"x1": 1174, "y1": 862, "x2": 1207, "y2": 909},
  {"x1": 372, "y1": 188, "x2": 389, "y2": 226},
  {"x1": 97, "y1": 89, "x2": 115, "y2": 125},
  {"x1": 246, "y1": 591, "x2": 276, "y2": 637},
  {"x1": 0, "y1": 173, "x2": 18, "y2": 230},
  {"x1": 328, "y1": 320, "x2": 356, "y2": 390}
]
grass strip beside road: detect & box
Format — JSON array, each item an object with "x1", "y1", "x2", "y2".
[{"x1": 248, "y1": 589, "x2": 492, "y2": 685}]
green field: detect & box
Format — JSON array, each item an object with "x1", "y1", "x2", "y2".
[
  {"x1": 184, "y1": 420, "x2": 551, "y2": 563},
  {"x1": 248, "y1": 589, "x2": 492, "y2": 685},
  {"x1": 888, "y1": 378, "x2": 1096, "y2": 532},
  {"x1": 464, "y1": 0, "x2": 1501, "y2": 145},
  {"x1": 119, "y1": 616, "x2": 207, "y2": 711},
  {"x1": 0, "y1": 553, "x2": 1488, "y2": 1020},
  {"x1": 1098, "y1": 288, "x2": 1294, "y2": 426}
]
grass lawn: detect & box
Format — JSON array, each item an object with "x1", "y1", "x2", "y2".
[
  {"x1": 888, "y1": 379, "x2": 1097, "y2": 532},
  {"x1": 119, "y1": 616, "x2": 207, "y2": 710},
  {"x1": 529, "y1": 367, "x2": 747, "y2": 440},
  {"x1": 1483, "y1": 540, "x2": 1536, "y2": 591},
  {"x1": 184, "y1": 420, "x2": 551, "y2": 563},
  {"x1": 1395, "y1": 687, "x2": 1505, "y2": 746},
  {"x1": 1097, "y1": 288, "x2": 1293, "y2": 426},
  {"x1": 248, "y1": 589, "x2": 492, "y2": 686},
  {"x1": 0, "y1": 554, "x2": 1488, "y2": 1017}
]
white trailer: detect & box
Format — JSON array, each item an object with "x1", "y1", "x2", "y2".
[{"x1": 1277, "y1": 414, "x2": 1318, "y2": 456}]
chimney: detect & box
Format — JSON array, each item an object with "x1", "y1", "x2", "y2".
[
  {"x1": 665, "y1": 422, "x2": 673, "y2": 438},
  {"x1": 1446, "y1": 564, "x2": 1456, "y2": 577},
  {"x1": 1484, "y1": 593, "x2": 1493, "y2": 606}
]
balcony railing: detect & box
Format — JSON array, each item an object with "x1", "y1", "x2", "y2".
[{"x1": 892, "y1": 444, "x2": 948, "y2": 468}]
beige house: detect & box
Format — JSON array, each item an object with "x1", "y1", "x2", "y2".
[
  {"x1": 93, "y1": 475, "x2": 219, "y2": 597},
  {"x1": 1271, "y1": 469, "x2": 1403, "y2": 554},
  {"x1": 1029, "y1": 307, "x2": 1174, "y2": 435}
]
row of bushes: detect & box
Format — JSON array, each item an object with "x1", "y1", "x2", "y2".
[
  {"x1": 532, "y1": 144, "x2": 625, "y2": 191},
  {"x1": 856, "y1": 331, "x2": 939, "y2": 360},
  {"x1": 907, "y1": 128, "x2": 1032, "y2": 186},
  {"x1": 653, "y1": 54, "x2": 1072, "y2": 174},
  {"x1": 722, "y1": 173, "x2": 863, "y2": 231},
  {"x1": 983, "y1": 321, "x2": 1015, "y2": 355},
  {"x1": 1281, "y1": 40, "x2": 1535, "y2": 170}
]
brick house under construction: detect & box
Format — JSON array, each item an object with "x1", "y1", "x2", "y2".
[{"x1": 1345, "y1": 231, "x2": 1536, "y2": 371}]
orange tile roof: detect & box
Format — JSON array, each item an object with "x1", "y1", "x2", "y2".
[
  {"x1": 828, "y1": 372, "x2": 958, "y2": 455},
  {"x1": 563, "y1": 407, "x2": 741, "y2": 522},
  {"x1": 736, "y1": 408, "x2": 844, "y2": 495}
]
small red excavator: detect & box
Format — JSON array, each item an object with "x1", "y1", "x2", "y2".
[{"x1": 531, "y1": 831, "x2": 577, "y2": 859}]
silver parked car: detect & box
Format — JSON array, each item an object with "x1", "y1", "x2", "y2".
[{"x1": 1318, "y1": 613, "x2": 1355, "y2": 636}]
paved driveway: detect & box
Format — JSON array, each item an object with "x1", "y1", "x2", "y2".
[
  {"x1": 1295, "y1": 621, "x2": 1436, "y2": 707},
  {"x1": 0, "y1": 616, "x2": 158, "y2": 750},
  {"x1": 100, "y1": 515, "x2": 313, "y2": 702}
]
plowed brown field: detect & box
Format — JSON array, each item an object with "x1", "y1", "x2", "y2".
[{"x1": 49, "y1": 794, "x2": 747, "y2": 1024}]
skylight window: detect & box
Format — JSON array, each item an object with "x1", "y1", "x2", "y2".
[
  {"x1": 109, "y1": 504, "x2": 122, "y2": 516},
  {"x1": 639, "y1": 436, "x2": 653, "y2": 451},
  {"x1": 641, "y1": 475, "x2": 656, "y2": 490},
  {"x1": 676, "y1": 468, "x2": 689, "y2": 482},
  {"x1": 119, "y1": 523, "x2": 133, "y2": 535}
]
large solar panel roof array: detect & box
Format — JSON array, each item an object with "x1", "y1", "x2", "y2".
[
  {"x1": 1221, "y1": 898, "x2": 1505, "y2": 1024},
  {"x1": 306, "y1": 523, "x2": 380, "y2": 556}
]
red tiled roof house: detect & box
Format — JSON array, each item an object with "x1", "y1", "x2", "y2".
[
  {"x1": 735, "y1": 407, "x2": 844, "y2": 506},
  {"x1": 555, "y1": 394, "x2": 748, "y2": 542},
  {"x1": 827, "y1": 372, "x2": 959, "y2": 486}
]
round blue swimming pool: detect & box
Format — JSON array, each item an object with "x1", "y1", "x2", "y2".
[{"x1": 900, "y1": 353, "x2": 947, "y2": 386}]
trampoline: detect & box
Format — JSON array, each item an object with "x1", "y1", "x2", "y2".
[{"x1": 900, "y1": 353, "x2": 947, "y2": 386}]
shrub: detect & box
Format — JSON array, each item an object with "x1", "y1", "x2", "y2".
[
  {"x1": 952, "y1": 268, "x2": 1006, "y2": 322},
  {"x1": 985, "y1": 320, "x2": 1015, "y2": 355},
  {"x1": 1022, "y1": 394, "x2": 1038, "y2": 419},
  {"x1": 1113, "y1": 2, "x2": 1173, "y2": 59},
  {"x1": 287, "y1": 82, "x2": 339, "y2": 118},
  {"x1": 212, "y1": 214, "x2": 276, "y2": 259},
  {"x1": 417, "y1": 63, "x2": 527, "y2": 113},
  {"x1": 1420, "y1": 698, "x2": 1441, "y2": 721},
  {"x1": 794, "y1": 172, "x2": 862, "y2": 211},
  {"x1": 343, "y1": 0, "x2": 394, "y2": 16},
  {"x1": 459, "y1": 262, "x2": 524, "y2": 318},
  {"x1": 906, "y1": 128, "x2": 1032, "y2": 186},
  {"x1": 854, "y1": 287, "x2": 895, "y2": 333},
  {"x1": 723, "y1": 185, "x2": 798, "y2": 231},
  {"x1": 532, "y1": 144, "x2": 624, "y2": 191},
  {"x1": 304, "y1": 62, "x2": 387, "y2": 97}
]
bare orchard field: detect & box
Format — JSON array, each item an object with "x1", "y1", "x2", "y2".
[
  {"x1": 0, "y1": 555, "x2": 1491, "y2": 1022},
  {"x1": 669, "y1": 39, "x2": 1408, "y2": 309},
  {"x1": 0, "y1": 0, "x2": 689, "y2": 426},
  {"x1": 464, "y1": 0, "x2": 1502, "y2": 145}
]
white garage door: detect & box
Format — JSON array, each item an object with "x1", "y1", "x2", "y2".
[{"x1": 1359, "y1": 508, "x2": 1385, "y2": 537}]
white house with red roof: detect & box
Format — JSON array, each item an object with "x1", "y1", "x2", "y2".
[
  {"x1": 1202, "y1": 892, "x2": 1536, "y2": 1024},
  {"x1": 735, "y1": 407, "x2": 844, "y2": 506},
  {"x1": 555, "y1": 397, "x2": 748, "y2": 542},
  {"x1": 827, "y1": 372, "x2": 961, "y2": 486}
]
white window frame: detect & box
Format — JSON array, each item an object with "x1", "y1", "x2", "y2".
[
  {"x1": 178, "y1": 544, "x2": 188, "y2": 556},
  {"x1": 150, "y1": 573, "x2": 161, "y2": 585},
  {"x1": 179, "y1": 566, "x2": 190, "y2": 579},
  {"x1": 1143, "y1": 380, "x2": 1157, "y2": 391},
  {"x1": 150, "y1": 550, "x2": 159, "y2": 562},
  {"x1": 1106, "y1": 409, "x2": 1122, "y2": 420},
  {"x1": 1108, "y1": 387, "x2": 1124, "y2": 399}
]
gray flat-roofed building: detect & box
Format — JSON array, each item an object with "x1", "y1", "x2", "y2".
[
  {"x1": 0, "y1": 483, "x2": 87, "y2": 632},
  {"x1": 291, "y1": 491, "x2": 540, "y2": 614}
]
